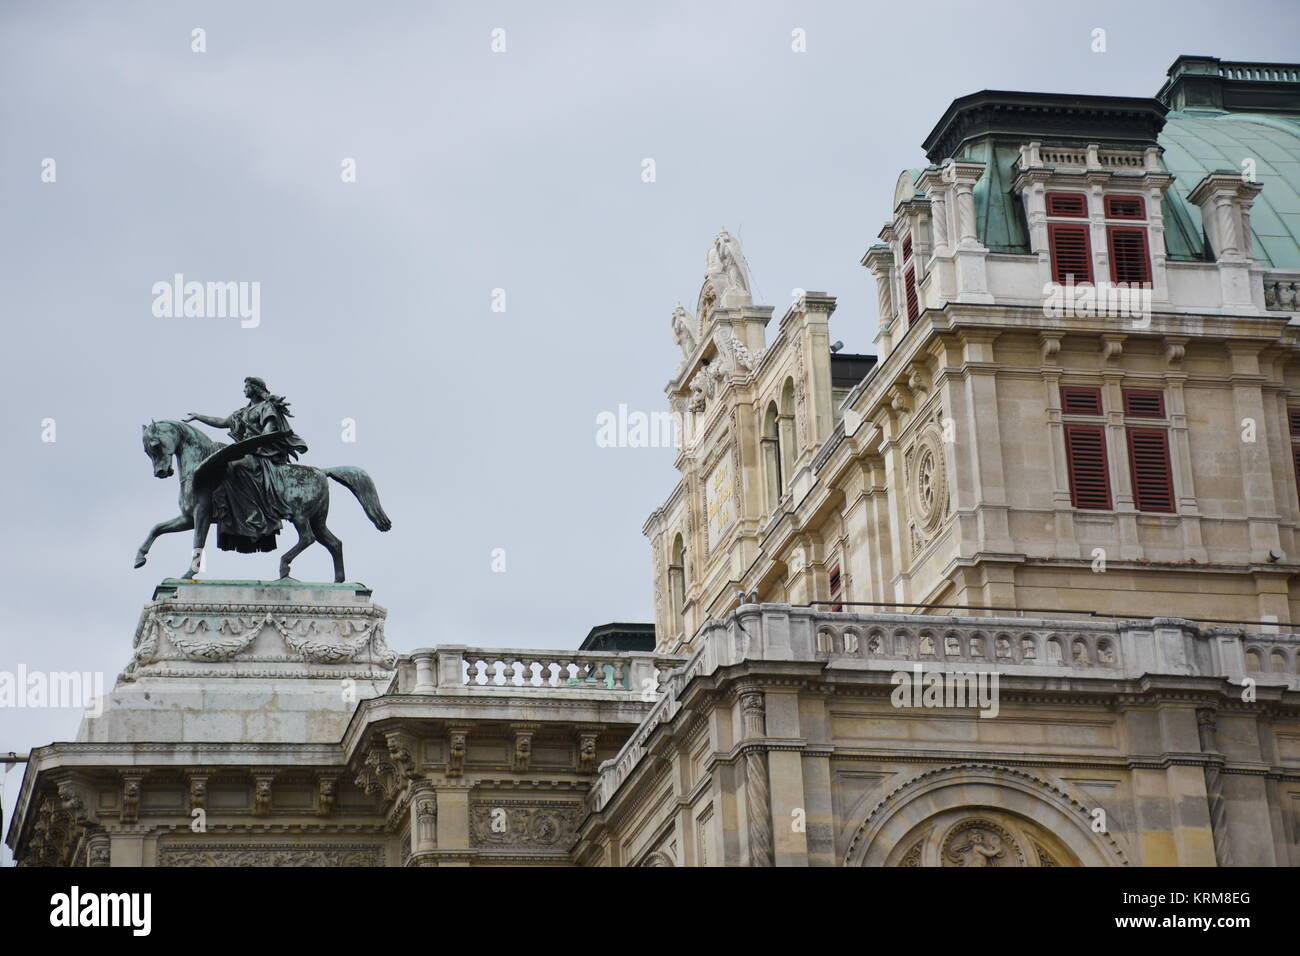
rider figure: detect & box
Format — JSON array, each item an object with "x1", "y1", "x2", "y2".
[{"x1": 185, "y1": 377, "x2": 308, "y2": 553}]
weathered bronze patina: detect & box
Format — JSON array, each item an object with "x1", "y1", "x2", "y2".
[{"x1": 135, "y1": 378, "x2": 391, "y2": 582}]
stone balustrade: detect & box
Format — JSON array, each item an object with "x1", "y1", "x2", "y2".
[
  {"x1": 589, "y1": 604, "x2": 1300, "y2": 810},
  {"x1": 391, "y1": 646, "x2": 681, "y2": 698},
  {"x1": 1264, "y1": 272, "x2": 1300, "y2": 312}
]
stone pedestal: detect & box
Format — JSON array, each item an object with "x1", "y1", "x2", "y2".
[{"x1": 79, "y1": 579, "x2": 397, "y2": 745}]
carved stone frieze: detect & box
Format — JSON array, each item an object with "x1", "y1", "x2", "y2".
[
  {"x1": 157, "y1": 841, "x2": 385, "y2": 867},
  {"x1": 469, "y1": 802, "x2": 583, "y2": 849}
]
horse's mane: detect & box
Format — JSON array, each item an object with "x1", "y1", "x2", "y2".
[{"x1": 157, "y1": 420, "x2": 226, "y2": 455}]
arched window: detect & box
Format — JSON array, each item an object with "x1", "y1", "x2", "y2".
[
  {"x1": 779, "y1": 378, "x2": 796, "y2": 487},
  {"x1": 762, "y1": 402, "x2": 782, "y2": 510},
  {"x1": 669, "y1": 534, "x2": 686, "y2": 636}
]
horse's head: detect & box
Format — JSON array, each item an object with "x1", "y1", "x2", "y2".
[{"x1": 142, "y1": 421, "x2": 177, "y2": 478}]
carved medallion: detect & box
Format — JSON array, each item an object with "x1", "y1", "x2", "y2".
[{"x1": 941, "y1": 818, "x2": 1024, "y2": 867}]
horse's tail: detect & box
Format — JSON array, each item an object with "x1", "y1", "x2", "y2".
[{"x1": 325, "y1": 467, "x2": 392, "y2": 531}]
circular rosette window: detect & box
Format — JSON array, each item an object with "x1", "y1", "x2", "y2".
[{"x1": 909, "y1": 427, "x2": 948, "y2": 534}]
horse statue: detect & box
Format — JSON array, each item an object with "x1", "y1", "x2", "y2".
[{"x1": 135, "y1": 419, "x2": 391, "y2": 582}]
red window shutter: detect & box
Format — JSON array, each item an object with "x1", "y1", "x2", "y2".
[
  {"x1": 1107, "y1": 226, "x2": 1151, "y2": 284},
  {"x1": 1046, "y1": 193, "x2": 1088, "y2": 217},
  {"x1": 1105, "y1": 195, "x2": 1145, "y2": 220},
  {"x1": 902, "y1": 235, "x2": 913, "y2": 261},
  {"x1": 1061, "y1": 386, "x2": 1104, "y2": 416},
  {"x1": 1294, "y1": 446, "x2": 1300, "y2": 496},
  {"x1": 1122, "y1": 389, "x2": 1165, "y2": 418},
  {"x1": 1289, "y1": 408, "x2": 1300, "y2": 436},
  {"x1": 1127, "y1": 428, "x2": 1175, "y2": 513},
  {"x1": 1064, "y1": 425, "x2": 1111, "y2": 510},
  {"x1": 904, "y1": 266, "x2": 919, "y2": 326},
  {"x1": 828, "y1": 565, "x2": 843, "y2": 612},
  {"x1": 1048, "y1": 223, "x2": 1093, "y2": 284}
]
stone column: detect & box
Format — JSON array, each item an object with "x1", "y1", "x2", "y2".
[
  {"x1": 739, "y1": 689, "x2": 774, "y2": 867},
  {"x1": 1196, "y1": 709, "x2": 1232, "y2": 867},
  {"x1": 941, "y1": 159, "x2": 993, "y2": 303},
  {"x1": 862, "y1": 245, "x2": 896, "y2": 356},
  {"x1": 410, "y1": 783, "x2": 438, "y2": 865}
]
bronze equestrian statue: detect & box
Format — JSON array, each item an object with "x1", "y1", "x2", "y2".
[{"x1": 135, "y1": 377, "x2": 391, "y2": 582}]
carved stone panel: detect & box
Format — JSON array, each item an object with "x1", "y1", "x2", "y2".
[
  {"x1": 469, "y1": 801, "x2": 583, "y2": 849},
  {"x1": 157, "y1": 841, "x2": 386, "y2": 867}
]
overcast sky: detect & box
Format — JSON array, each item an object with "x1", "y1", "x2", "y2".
[{"x1": 2, "y1": 0, "x2": 1296, "y2": 860}]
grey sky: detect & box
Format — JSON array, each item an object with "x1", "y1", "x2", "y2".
[{"x1": 2, "y1": 0, "x2": 1296, "y2": 859}]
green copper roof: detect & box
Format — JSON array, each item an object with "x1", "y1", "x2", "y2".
[
  {"x1": 918, "y1": 60, "x2": 1300, "y2": 268},
  {"x1": 1159, "y1": 110, "x2": 1300, "y2": 268},
  {"x1": 937, "y1": 108, "x2": 1300, "y2": 265}
]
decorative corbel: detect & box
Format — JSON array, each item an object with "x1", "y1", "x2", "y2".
[
  {"x1": 447, "y1": 727, "x2": 468, "y2": 778},
  {"x1": 1164, "y1": 336, "x2": 1187, "y2": 366},
  {"x1": 511, "y1": 723, "x2": 541, "y2": 773},
  {"x1": 316, "y1": 772, "x2": 338, "y2": 817},
  {"x1": 1040, "y1": 332, "x2": 1062, "y2": 365},
  {"x1": 576, "y1": 726, "x2": 604, "y2": 773},
  {"x1": 120, "y1": 772, "x2": 144, "y2": 824},
  {"x1": 385, "y1": 729, "x2": 418, "y2": 783},
  {"x1": 906, "y1": 364, "x2": 930, "y2": 397},
  {"x1": 187, "y1": 772, "x2": 208, "y2": 813},
  {"x1": 252, "y1": 771, "x2": 275, "y2": 816},
  {"x1": 1100, "y1": 335, "x2": 1125, "y2": 366}
]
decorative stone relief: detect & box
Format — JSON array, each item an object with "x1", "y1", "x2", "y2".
[
  {"x1": 469, "y1": 802, "x2": 583, "y2": 849},
  {"x1": 941, "y1": 818, "x2": 1025, "y2": 867},
  {"x1": 898, "y1": 839, "x2": 924, "y2": 867},
  {"x1": 903, "y1": 416, "x2": 950, "y2": 560},
  {"x1": 124, "y1": 593, "x2": 397, "y2": 680},
  {"x1": 795, "y1": 349, "x2": 810, "y2": 445},
  {"x1": 158, "y1": 842, "x2": 385, "y2": 867},
  {"x1": 271, "y1": 616, "x2": 396, "y2": 666}
]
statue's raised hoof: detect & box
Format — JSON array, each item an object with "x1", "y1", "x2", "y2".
[{"x1": 133, "y1": 554, "x2": 147, "y2": 569}]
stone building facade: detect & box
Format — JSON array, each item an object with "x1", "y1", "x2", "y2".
[{"x1": 10, "y1": 54, "x2": 1300, "y2": 867}]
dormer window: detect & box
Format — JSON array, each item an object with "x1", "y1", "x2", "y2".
[
  {"x1": 1103, "y1": 196, "x2": 1152, "y2": 285},
  {"x1": 1045, "y1": 192, "x2": 1093, "y2": 285}
]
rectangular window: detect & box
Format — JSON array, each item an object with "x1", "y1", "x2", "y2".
[
  {"x1": 902, "y1": 234, "x2": 913, "y2": 261},
  {"x1": 1107, "y1": 226, "x2": 1151, "y2": 284},
  {"x1": 1126, "y1": 428, "x2": 1175, "y2": 513},
  {"x1": 1105, "y1": 195, "x2": 1146, "y2": 220},
  {"x1": 1122, "y1": 389, "x2": 1165, "y2": 418},
  {"x1": 828, "y1": 564, "x2": 843, "y2": 612},
  {"x1": 1046, "y1": 192, "x2": 1088, "y2": 217},
  {"x1": 1061, "y1": 386, "x2": 1104, "y2": 416},
  {"x1": 1290, "y1": 408, "x2": 1300, "y2": 503},
  {"x1": 1048, "y1": 223, "x2": 1093, "y2": 284},
  {"x1": 904, "y1": 266, "x2": 919, "y2": 326},
  {"x1": 1064, "y1": 425, "x2": 1111, "y2": 510}
]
